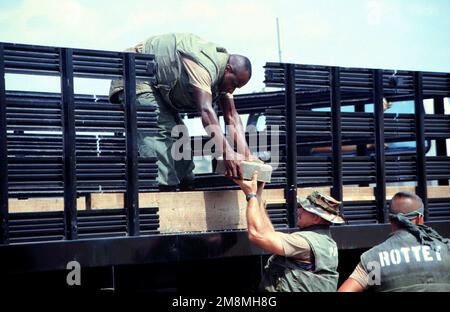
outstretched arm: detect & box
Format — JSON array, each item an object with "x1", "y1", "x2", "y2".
[
  {"x1": 193, "y1": 87, "x2": 243, "y2": 178},
  {"x1": 219, "y1": 93, "x2": 251, "y2": 158},
  {"x1": 234, "y1": 172, "x2": 285, "y2": 255}
]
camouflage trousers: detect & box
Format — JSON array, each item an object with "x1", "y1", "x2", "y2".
[{"x1": 120, "y1": 90, "x2": 195, "y2": 186}]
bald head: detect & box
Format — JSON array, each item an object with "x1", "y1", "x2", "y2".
[
  {"x1": 219, "y1": 54, "x2": 252, "y2": 94},
  {"x1": 389, "y1": 192, "x2": 424, "y2": 215},
  {"x1": 229, "y1": 54, "x2": 252, "y2": 80}
]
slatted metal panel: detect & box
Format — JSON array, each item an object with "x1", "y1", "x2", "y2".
[
  {"x1": 1, "y1": 42, "x2": 158, "y2": 243},
  {"x1": 266, "y1": 203, "x2": 289, "y2": 229},
  {"x1": 428, "y1": 198, "x2": 450, "y2": 221},
  {"x1": 293, "y1": 156, "x2": 447, "y2": 187},
  {"x1": 342, "y1": 201, "x2": 379, "y2": 224},
  {"x1": 3, "y1": 43, "x2": 156, "y2": 81},
  {"x1": 262, "y1": 201, "x2": 379, "y2": 226},
  {"x1": 426, "y1": 157, "x2": 450, "y2": 181},
  {"x1": 2, "y1": 43, "x2": 450, "y2": 248},
  {"x1": 265, "y1": 109, "x2": 450, "y2": 142},
  {"x1": 8, "y1": 210, "x2": 65, "y2": 243},
  {"x1": 231, "y1": 90, "x2": 435, "y2": 117},
  {"x1": 6, "y1": 90, "x2": 159, "y2": 196},
  {"x1": 264, "y1": 63, "x2": 450, "y2": 97},
  {"x1": 8, "y1": 207, "x2": 159, "y2": 243}
]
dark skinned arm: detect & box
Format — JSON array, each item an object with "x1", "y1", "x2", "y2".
[
  {"x1": 219, "y1": 93, "x2": 251, "y2": 158},
  {"x1": 192, "y1": 86, "x2": 243, "y2": 178}
]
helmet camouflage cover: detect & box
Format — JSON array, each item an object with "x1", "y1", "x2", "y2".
[{"x1": 297, "y1": 191, "x2": 345, "y2": 224}]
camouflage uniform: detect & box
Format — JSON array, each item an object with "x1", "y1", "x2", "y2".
[
  {"x1": 109, "y1": 33, "x2": 229, "y2": 186},
  {"x1": 261, "y1": 192, "x2": 344, "y2": 292}
]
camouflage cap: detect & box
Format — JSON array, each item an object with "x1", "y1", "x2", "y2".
[{"x1": 297, "y1": 191, "x2": 345, "y2": 224}]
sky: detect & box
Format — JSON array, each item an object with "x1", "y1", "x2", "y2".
[
  {"x1": 0, "y1": 0, "x2": 449, "y2": 95},
  {"x1": 0, "y1": 0, "x2": 448, "y2": 158}
]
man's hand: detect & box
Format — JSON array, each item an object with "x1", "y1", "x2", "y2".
[
  {"x1": 233, "y1": 171, "x2": 258, "y2": 195},
  {"x1": 257, "y1": 180, "x2": 265, "y2": 197},
  {"x1": 224, "y1": 159, "x2": 242, "y2": 178},
  {"x1": 224, "y1": 153, "x2": 261, "y2": 179},
  {"x1": 247, "y1": 154, "x2": 260, "y2": 162},
  {"x1": 223, "y1": 150, "x2": 245, "y2": 178}
]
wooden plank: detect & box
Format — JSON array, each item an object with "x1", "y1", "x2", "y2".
[
  {"x1": 296, "y1": 185, "x2": 450, "y2": 201},
  {"x1": 385, "y1": 186, "x2": 415, "y2": 199},
  {"x1": 298, "y1": 186, "x2": 375, "y2": 201},
  {"x1": 428, "y1": 186, "x2": 450, "y2": 198},
  {"x1": 343, "y1": 187, "x2": 375, "y2": 201},
  {"x1": 298, "y1": 187, "x2": 331, "y2": 198},
  {"x1": 9, "y1": 197, "x2": 86, "y2": 213},
  {"x1": 6, "y1": 185, "x2": 449, "y2": 217},
  {"x1": 139, "y1": 188, "x2": 285, "y2": 233},
  {"x1": 66, "y1": 189, "x2": 282, "y2": 233},
  {"x1": 386, "y1": 185, "x2": 450, "y2": 199},
  {"x1": 89, "y1": 193, "x2": 124, "y2": 209},
  {"x1": 151, "y1": 190, "x2": 246, "y2": 232}
]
